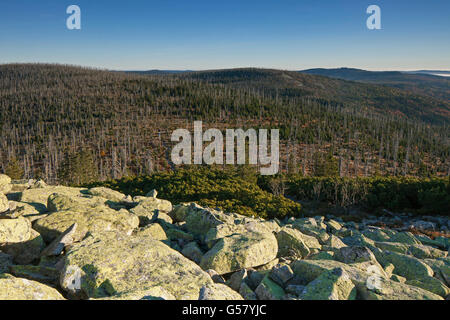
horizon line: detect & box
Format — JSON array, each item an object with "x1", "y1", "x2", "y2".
[{"x1": 0, "y1": 62, "x2": 449, "y2": 74}]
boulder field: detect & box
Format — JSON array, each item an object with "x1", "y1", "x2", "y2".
[{"x1": 0, "y1": 174, "x2": 449, "y2": 300}]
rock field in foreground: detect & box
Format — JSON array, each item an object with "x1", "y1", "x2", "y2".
[{"x1": 0, "y1": 174, "x2": 449, "y2": 300}]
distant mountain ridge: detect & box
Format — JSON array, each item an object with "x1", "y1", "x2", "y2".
[
  {"x1": 407, "y1": 70, "x2": 450, "y2": 76},
  {"x1": 124, "y1": 70, "x2": 193, "y2": 75},
  {"x1": 300, "y1": 67, "x2": 450, "y2": 101}
]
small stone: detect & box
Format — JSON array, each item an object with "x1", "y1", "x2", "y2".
[
  {"x1": 227, "y1": 269, "x2": 248, "y2": 291},
  {"x1": 390, "y1": 274, "x2": 407, "y2": 283},
  {"x1": 205, "y1": 269, "x2": 225, "y2": 284},
  {"x1": 146, "y1": 189, "x2": 158, "y2": 198},
  {"x1": 270, "y1": 264, "x2": 294, "y2": 286},
  {"x1": 255, "y1": 275, "x2": 285, "y2": 300},
  {"x1": 239, "y1": 282, "x2": 257, "y2": 300},
  {"x1": 198, "y1": 283, "x2": 244, "y2": 300}
]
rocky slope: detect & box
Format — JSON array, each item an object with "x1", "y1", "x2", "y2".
[{"x1": 0, "y1": 174, "x2": 449, "y2": 300}]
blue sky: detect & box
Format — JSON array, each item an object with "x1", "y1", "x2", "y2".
[{"x1": 0, "y1": 0, "x2": 449, "y2": 71}]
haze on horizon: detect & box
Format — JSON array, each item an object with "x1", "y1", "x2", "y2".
[{"x1": 0, "y1": 0, "x2": 449, "y2": 71}]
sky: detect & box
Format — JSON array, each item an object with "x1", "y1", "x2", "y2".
[{"x1": 0, "y1": 0, "x2": 449, "y2": 71}]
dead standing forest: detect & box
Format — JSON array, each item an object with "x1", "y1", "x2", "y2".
[{"x1": 0, "y1": 64, "x2": 449, "y2": 185}]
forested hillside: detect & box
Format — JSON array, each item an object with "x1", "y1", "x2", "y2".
[{"x1": 0, "y1": 64, "x2": 449, "y2": 185}]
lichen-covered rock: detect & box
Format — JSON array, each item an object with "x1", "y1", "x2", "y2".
[
  {"x1": 361, "y1": 227, "x2": 390, "y2": 242},
  {"x1": 0, "y1": 174, "x2": 12, "y2": 194},
  {"x1": 293, "y1": 219, "x2": 330, "y2": 244},
  {"x1": 285, "y1": 284, "x2": 306, "y2": 296},
  {"x1": 41, "y1": 223, "x2": 77, "y2": 257},
  {"x1": 0, "y1": 273, "x2": 65, "y2": 300},
  {"x1": 205, "y1": 222, "x2": 276, "y2": 248},
  {"x1": 384, "y1": 263, "x2": 395, "y2": 277},
  {"x1": 422, "y1": 258, "x2": 450, "y2": 284},
  {"x1": 87, "y1": 187, "x2": 126, "y2": 202},
  {"x1": 433, "y1": 237, "x2": 450, "y2": 250},
  {"x1": 379, "y1": 251, "x2": 434, "y2": 280},
  {"x1": 205, "y1": 269, "x2": 226, "y2": 284},
  {"x1": 1, "y1": 229, "x2": 45, "y2": 264},
  {"x1": 255, "y1": 275, "x2": 285, "y2": 300},
  {"x1": 374, "y1": 242, "x2": 409, "y2": 254},
  {"x1": 256, "y1": 258, "x2": 279, "y2": 271},
  {"x1": 239, "y1": 282, "x2": 257, "y2": 300},
  {"x1": 198, "y1": 283, "x2": 244, "y2": 300},
  {"x1": 146, "y1": 189, "x2": 158, "y2": 198},
  {"x1": 0, "y1": 216, "x2": 32, "y2": 243},
  {"x1": 227, "y1": 269, "x2": 248, "y2": 291},
  {"x1": 181, "y1": 242, "x2": 204, "y2": 264},
  {"x1": 406, "y1": 276, "x2": 450, "y2": 298},
  {"x1": 388, "y1": 232, "x2": 421, "y2": 245},
  {"x1": 390, "y1": 274, "x2": 407, "y2": 283},
  {"x1": 0, "y1": 252, "x2": 13, "y2": 273},
  {"x1": 361, "y1": 277, "x2": 443, "y2": 300},
  {"x1": 246, "y1": 269, "x2": 269, "y2": 290},
  {"x1": 416, "y1": 234, "x2": 446, "y2": 249},
  {"x1": 3, "y1": 201, "x2": 44, "y2": 222},
  {"x1": 408, "y1": 244, "x2": 448, "y2": 260},
  {"x1": 310, "y1": 251, "x2": 335, "y2": 260},
  {"x1": 164, "y1": 226, "x2": 194, "y2": 242},
  {"x1": 168, "y1": 204, "x2": 190, "y2": 223},
  {"x1": 95, "y1": 287, "x2": 176, "y2": 300},
  {"x1": 0, "y1": 193, "x2": 9, "y2": 213},
  {"x1": 200, "y1": 232, "x2": 278, "y2": 275},
  {"x1": 18, "y1": 186, "x2": 86, "y2": 213},
  {"x1": 291, "y1": 259, "x2": 441, "y2": 299},
  {"x1": 135, "y1": 223, "x2": 167, "y2": 241},
  {"x1": 275, "y1": 227, "x2": 315, "y2": 258},
  {"x1": 33, "y1": 206, "x2": 139, "y2": 242},
  {"x1": 9, "y1": 265, "x2": 59, "y2": 287},
  {"x1": 324, "y1": 235, "x2": 347, "y2": 249},
  {"x1": 291, "y1": 259, "x2": 389, "y2": 290},
  {"x1": 440, "y1": 264, "x2": 450, "y2": 286},
  {"x1": 342, "y1": 233, "x2": 376, "y2": 248},
  {"x1": 270, "y1": 264, "x2": 294, "y2": 286},
  {"x1": 60, "y1": 231, "x2": 213, "y2": 299},
  {"x1": 183, "y1": 204, "x2": 237, "y2": 239},
  {"x1": 326, "y1": 220, "x2": 343, "y2": 233},
  {"x1": 130, "y1": 197, "x2": 173, "y2": 226},
  {"x1": 185, "y1": 207, "x2": 227, "y2": 237},
  {"x1": 47, "y1": 193, "x2": 105, "y2": 212},
  {"x1": 335, "y1": 246, "x2": 377, "y2": 264},
  {"x1": 300, "y1": 268, "x2": 357, "y2": 300}
]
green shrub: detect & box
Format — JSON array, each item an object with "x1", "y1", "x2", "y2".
[
  {"x1": 260, "y1": 175, "x2": 449, "y2": 216},
  {"x1": 86, "y1": 167, "x2": 302, "y2": 220}
]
